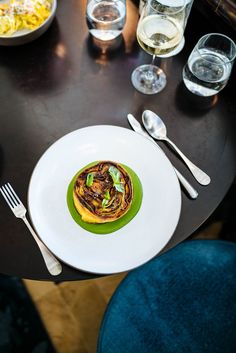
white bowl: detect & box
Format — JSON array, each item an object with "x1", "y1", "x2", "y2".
[{"x1": 0, "y1": 0, "x2": 57, "y2": 46}]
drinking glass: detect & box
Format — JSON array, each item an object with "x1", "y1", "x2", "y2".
[
  {"x1": 183, "y1": 33, "x2": 236, "y2": 96},
  {"x1": 131, "y1": 0, "x2": 186, "y2": 95},
  {"x1": 86, "y1": 0, "x2": 126, "y2": 41}
]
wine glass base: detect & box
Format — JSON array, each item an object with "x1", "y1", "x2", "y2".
[{"x1": 131, "y1": 64, "x2": 167, "y2": 95}]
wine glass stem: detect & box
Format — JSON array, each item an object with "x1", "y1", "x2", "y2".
[
  {"x1": 145, "y1": 55, "x2": 156, "y2": 84},
  {"x1": 151, "y1": 54, "x2": 155, "y2": 65}
]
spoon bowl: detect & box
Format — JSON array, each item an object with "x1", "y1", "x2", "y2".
[
  {"x1": 142, "y1": 110, "x2": 167, "y2": 139},
  {"x1": 142, "y1": 110, "x2": 211, "y2": 186}
]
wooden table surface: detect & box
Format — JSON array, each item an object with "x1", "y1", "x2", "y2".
[{"x1": 0, "y1": 0, "x2": 235, "y2": 280}]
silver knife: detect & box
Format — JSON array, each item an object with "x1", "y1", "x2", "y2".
[{"x1": 127, "y1": 113, "x2": 198, "y2": 200}]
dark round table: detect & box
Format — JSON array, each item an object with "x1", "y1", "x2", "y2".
[{"x1": 0, "y1": 0, "x2": 235, "y2": 280}]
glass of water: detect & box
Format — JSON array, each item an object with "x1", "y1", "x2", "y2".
[
  {"x1": 183, "y1": 33, "x2": 236, "y2": 96},
  {"x1": 86, "y1": 0, "x2": 126, "y2": 41}
]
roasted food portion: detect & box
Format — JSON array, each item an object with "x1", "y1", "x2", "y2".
[{"x1": 73, "y1": 161, "x2": 133, "y2": 223}]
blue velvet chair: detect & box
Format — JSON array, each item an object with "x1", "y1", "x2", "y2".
[{"x1": 97, "y1": 240, "x2": 236, "y2": 353}]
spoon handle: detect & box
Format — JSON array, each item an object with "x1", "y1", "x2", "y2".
[
  {"x1": 174, "y1": 169, "x2": 198, "y2": 199},
  {"x1": 164, "y1": 137, "x2": 211, "y2": 186}
]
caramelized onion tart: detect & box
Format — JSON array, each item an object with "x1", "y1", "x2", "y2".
[{"x1": 73, "y1": 161, "x2": 133, "y2": 223}]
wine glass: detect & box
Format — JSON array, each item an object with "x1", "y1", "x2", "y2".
[
  {"x1": 131, "y1": 0, "x2": 187, "y2": 95},
  {"x1": 160, "y1": 0, "x2": 194, "y2": 58}
]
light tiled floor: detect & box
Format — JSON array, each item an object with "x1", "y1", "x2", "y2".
[
  {"x1": 23, "y1": 273, "x2": 127, "y2": 353},
  {"x1": 23, "y1": 222, "x2": 221, "y2": 353}
]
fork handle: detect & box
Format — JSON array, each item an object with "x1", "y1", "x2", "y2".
[{"x1": 22, "y1": 216, "x2": 62, "y2": 276}]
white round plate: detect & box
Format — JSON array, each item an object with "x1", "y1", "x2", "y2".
[{"x1": 28, "y1": 125, "x2": 181, "y2": 274}]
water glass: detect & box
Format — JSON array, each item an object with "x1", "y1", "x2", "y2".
[
  {"x1": 86, "y1": 0, "x2": 126, "y2": 41},
  {"x1": 183, "y1": 33, "x2": 236, "y2": 96}
]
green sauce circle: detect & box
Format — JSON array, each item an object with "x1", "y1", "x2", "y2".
[{"x1": 67, "y1": 162, "x2": 143, "y2": 234}]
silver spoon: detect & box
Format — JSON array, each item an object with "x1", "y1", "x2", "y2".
[
  {"x1": 127, "y1": 113, "x2": 198, "y2": 199},
  {"x1": 142, "y1": 110, "x2": 211, "y2": 186}
]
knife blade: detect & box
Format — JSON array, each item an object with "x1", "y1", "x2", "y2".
[{"x1": 127, "y1": 113, "x2": 198, "y2": 200}]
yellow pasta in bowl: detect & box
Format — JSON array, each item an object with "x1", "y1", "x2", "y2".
[{"x1": 0, "y1": 0, "x2": 57, "y2": 45}]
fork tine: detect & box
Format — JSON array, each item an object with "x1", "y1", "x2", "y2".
[
  {"x1": 4, "y1": 184, "x2": 19, "y2": 207},
  {"x1": 0, "y1": 186, "x2": 15, "y2": 209},
  {"x1": 2, "y1": 184, "x2": 18, "y2": 207},
  {"x1": 7, "y1": 183, "x2": 22, "y2": 205}
]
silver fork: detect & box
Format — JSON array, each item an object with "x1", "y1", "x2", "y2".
[{"x1": 0, "y1": 183, "x2": 62, "y2": 276}]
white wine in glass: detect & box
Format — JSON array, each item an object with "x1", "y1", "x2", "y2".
[
  {"x1": 131, "y1": 0, "x2": 186, "y2": 94},
  {"x1": 137, "y1": 15, "x2": 183, "y2": 56}
]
